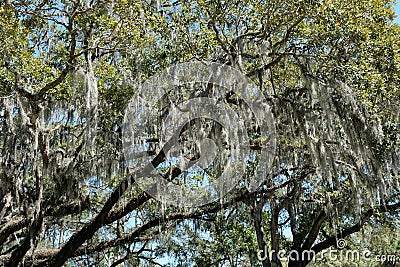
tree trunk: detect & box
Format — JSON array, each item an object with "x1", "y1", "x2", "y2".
[{"x1": 252, "y1": 199, "x2": 271, "y2": 267}]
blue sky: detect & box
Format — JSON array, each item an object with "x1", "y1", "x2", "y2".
[{"x1": 395, "y1": 1, "x2": 400, "y2": 24}]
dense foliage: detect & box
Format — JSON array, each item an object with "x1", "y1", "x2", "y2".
[{"x1": 0, "y1": 0, "x2": 399, "y2": 266}]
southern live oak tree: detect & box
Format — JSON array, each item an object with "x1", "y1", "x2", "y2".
[{"x1": 0, "y1": 0, "x2": 399, "y2": 266}]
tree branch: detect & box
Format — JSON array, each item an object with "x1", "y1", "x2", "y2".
[
  {"x1": 312, "y1": 202, "x2": 400, "y2": 255},
  {"x1": 302, "y1": 211, "x2": 327, "y2": 250}
]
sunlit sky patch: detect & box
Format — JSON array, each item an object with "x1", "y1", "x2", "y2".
[{"x1": 395, "y1": 1, "x2": 400, "y2": 24}]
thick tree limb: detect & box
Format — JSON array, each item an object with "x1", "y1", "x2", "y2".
[
  {"x1": 0, "y1": 217, "x2": 27, "y2": 248},
  {"x1": 252, "y1": 198, "x2": 271, "y2": 267},
  {"x1": 302, "y1": 211, "x2": 327, "y2": 250},
  {"x1": 6, "y1": 213, "x2": 44, "y2": 267},
  {"x1": 311, "y1": 202, "x2": 400, "y2": 256}
]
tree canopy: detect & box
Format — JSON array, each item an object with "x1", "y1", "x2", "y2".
[{"x1": 0, "y1": 0, "x2": 399, "y2": 266}]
